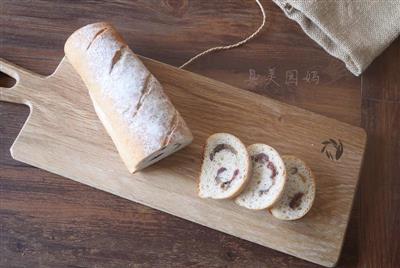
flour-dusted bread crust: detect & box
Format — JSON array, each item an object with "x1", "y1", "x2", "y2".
[
  {"x1": 235, "y1": 144, "x2": 287, "y2": 210},
  {"x1": 269, "y1": 155, "x2": 316, "y2": 220},
  {"x1": 64, "y1": 22, "x2": 193, "y2": 173},
  {"x1": 199, "y1": 133, "x2": 251, "y2": 199}
]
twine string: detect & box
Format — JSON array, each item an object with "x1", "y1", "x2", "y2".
[{"x1": 179, "y1": 0, "x2": 266, "y2": 69}]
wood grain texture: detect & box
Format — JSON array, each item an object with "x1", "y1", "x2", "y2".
[
  {"x1": 0, "y1": 56, "x2": 366, "y2": 267},
  {"x1": 0, "y1": 0, "x2": 373, "y2": 267},
  {"x1": 358, "y1": 37, "x2": 400, "y2": 268}
]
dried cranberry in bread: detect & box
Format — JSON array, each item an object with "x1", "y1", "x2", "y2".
[
  {"x1": 64, "y1": 22, "x2": 193, "y2": 173},
  {"x1": 199, "y1": 133, "x2": 251, "y2": 199},
  {"x1": 235, "y1": 144, "x2": 287, "y2": 210},
  {"x1": 269, "y1": 155, "x2": 316, "y2": 220}
]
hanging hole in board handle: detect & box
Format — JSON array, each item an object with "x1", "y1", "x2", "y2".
[
  {"x1": 0, "y1": 71, "x2": 16, "y2": 89},
  {"x1": 0, "y1": 57, "x2": 34, "y2": 105}
]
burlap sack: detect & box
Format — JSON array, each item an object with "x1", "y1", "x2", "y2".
[{"x1": 273, "y1": 0, "x2": 400, "y2": 76}]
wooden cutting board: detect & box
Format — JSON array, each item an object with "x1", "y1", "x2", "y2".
[{"x1": 0, "y1": 56, "x2": 366, "y2": 267}]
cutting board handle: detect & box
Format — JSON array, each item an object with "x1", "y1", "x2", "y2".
[{"x1": 0, "y1": 57, "x2": 42, "y2": 105}]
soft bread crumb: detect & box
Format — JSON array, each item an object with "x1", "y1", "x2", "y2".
[
  {"x1": 270, "y1": 155, "x2": 316, "y2": 220},
  {"x1": 235, "y1": 144, "x2": 287, "y2": 210},
  {"x1": 198, "y1": 133, "x2": 250, "y2": 199}
]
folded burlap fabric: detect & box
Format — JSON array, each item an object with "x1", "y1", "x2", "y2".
[{"x1": 273, "y1": 0, "x2": 400, "y2": 76}]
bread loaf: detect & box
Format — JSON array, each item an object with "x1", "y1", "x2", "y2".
[
  {"x1": 198, "y1": 133, "x2": 251, "y2": 199},
  {"x1": 269, "y1": 155, "x2": 316, "y2": 220},
  {"x1": 235, "y1": 144, "x2": 287, "y2": 210},
  {"x1": 64, "y1": 22, "x2": 193, "y2": 173}
]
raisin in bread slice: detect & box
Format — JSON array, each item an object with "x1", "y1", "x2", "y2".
[
  {"x1": 198, "y1": 133, "x2": 251, "y2": 199},
  {"x1": 269, "y1": 155, "x2": 316, "y2": 220},
  {"x1": 235, "y1": 144, "x2": 287, "y2": 210}
]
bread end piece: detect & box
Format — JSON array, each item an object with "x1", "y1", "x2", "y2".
[{"x1": 65, "y1": 22, "x2": 193, "y2": 173}]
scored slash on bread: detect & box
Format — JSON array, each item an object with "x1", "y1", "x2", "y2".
[
  {"x1": 198, "y1": 133, "x2": 251, "y2": 199},
  {"x1": 235, "y1": 144, "x2": 287, "y2": 210},
  {"x1": 269, "y1": 155, "x2": 316, "y2": 220}
]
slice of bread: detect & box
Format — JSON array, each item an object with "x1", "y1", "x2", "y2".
[
  {"x1": 269, "y1": 155, "x2": 316, "y2": 220},
  {"x1": 198, "y1": 133, "x2": 251, "y2": 199},
  {"x1": 235, "y1": 144, "x2": 287, "y2": 210}
]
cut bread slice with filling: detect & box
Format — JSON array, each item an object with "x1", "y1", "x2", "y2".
[
  {"x1": 269, "y1": 155, "x2": 316, "y2": 220},
  {"x1": 235, "y1": 144, "x2": 287, "y2": 210},
  {"x1": 198, "y1": 133, "x2": 251, "y2": 199}
]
